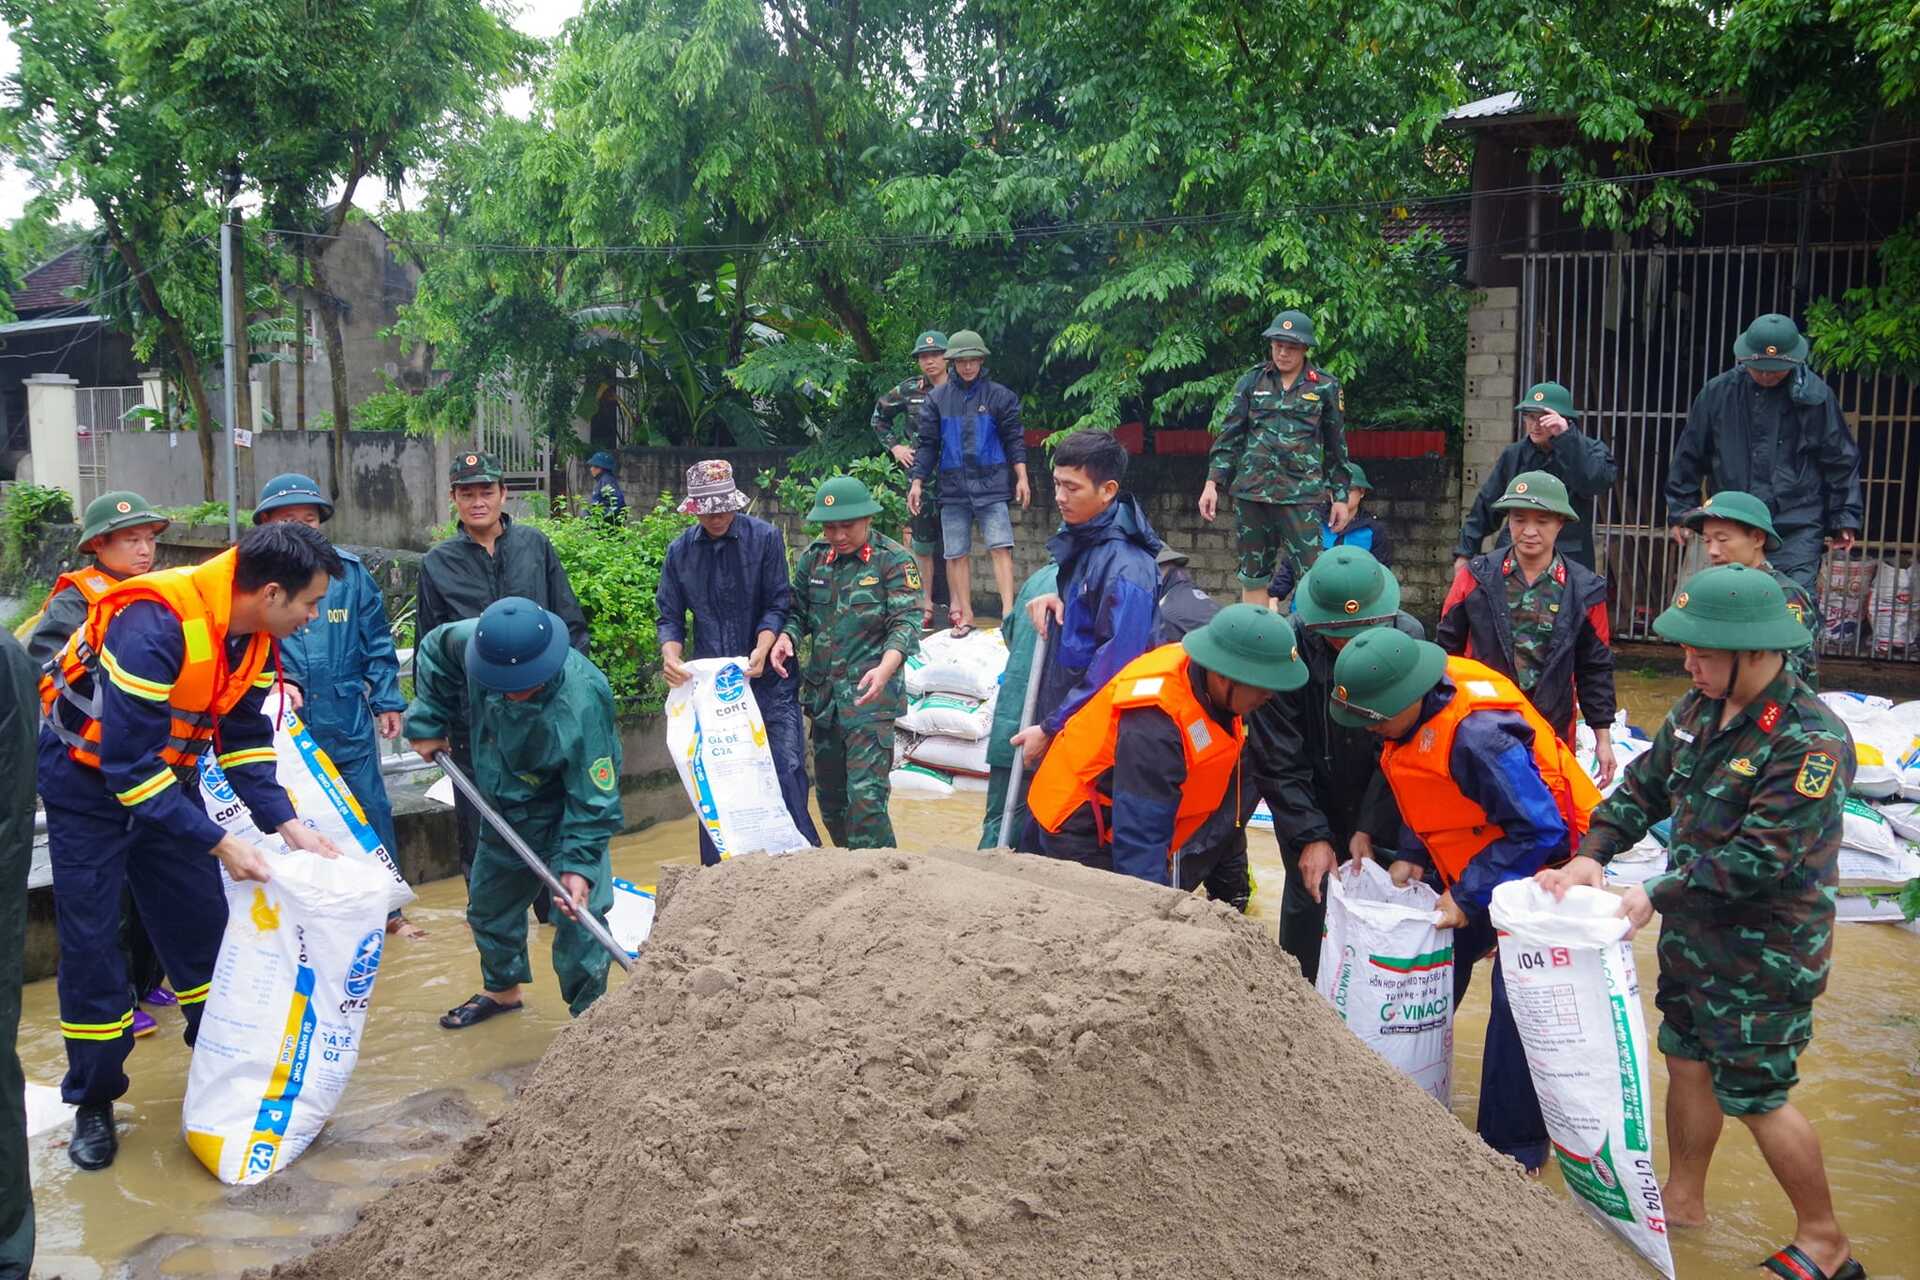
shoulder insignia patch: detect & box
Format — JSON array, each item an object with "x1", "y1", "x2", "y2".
[
  {"x1": 905, "y1": 565, "x2": 922, "y2": 590},
  {"x1": 1793, "y1": 751, "x2": 1837, "y2": 799},
  {"x1": 589, "y1": 756, "x2": 617, "y2": 793},
  {"x1": 1757, "y1": 700, "x2": 1783, "y2": 733},
  {"x1": 1338, "y1": 390, "x2": 1345, "y2": 411},
  {"x1": 1727, "y1": 756, "x2": 1758, "y2": 777},
  {"x1": 1787, "y1": 603, "x2": 1806, "y2": 624}
]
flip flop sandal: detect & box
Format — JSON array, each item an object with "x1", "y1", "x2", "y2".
[
  {"x1": 949, "y1": 622, "x2": 976, "y2": 638},
  {"x1": 439, "y1": 994, "x2": 523, "y2": 1030},
  {"x1": 1761, "y1": 1243, "x2": 1866, "y2": 1280}
]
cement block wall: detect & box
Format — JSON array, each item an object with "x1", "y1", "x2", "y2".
[{"x1": 1459, "y1": 286, "x2": 1521, "y2": 525}]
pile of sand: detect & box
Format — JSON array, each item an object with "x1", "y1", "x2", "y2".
[{"x1": 271, "y1": 848, "x2": 1639, "y2": 1280}]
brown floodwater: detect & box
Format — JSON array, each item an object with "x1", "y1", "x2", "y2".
[{"x1": 14, "y1": 667, "x2": 1919, "y2": 1278}]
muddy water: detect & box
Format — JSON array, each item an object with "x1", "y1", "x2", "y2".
[{"x1": 15, "y1": 668, "x2": 1920, "y2": 1277}]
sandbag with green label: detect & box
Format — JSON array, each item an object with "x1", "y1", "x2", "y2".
[
  {"x1": 1314, "y1": 859, "x2": 1454, "y2": 1107},
  {"x1": 1490, "y1": 879, "x2": 1674, "y2": 1279}
]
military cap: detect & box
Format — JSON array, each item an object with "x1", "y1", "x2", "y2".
[
  {"x1": 1328, "y1": 627, "x2": 1448, "y2": 729},
  {"x1": 79, "y1": 491, "x2": 168, "y2": 551},
  {"x1": 1182, "y1": 604, "x2": 1309, "y2": 692},
  {"x1": 1733, "y1": 313, "x2": 1808, "y2": 370},
  {"x1": 1294, "y1": 546, "x2": 1403, "y2": 636},
  {"x1": 1680, "y1": 490, "x2": 1781, "y2": 551},
  {"x1": 806, "y1": 475, "x2": 884, "y2": 522},
  {"x1": 1654, "y1": 564, "x2": 1811, "y2": 653},
  {"x1": 1514, "y1": 381, "x2": 1580, "y2": 419},
  {"x1": 911, "y1": 330, "x2": 950, "y2": 356},
  {"x1": 252, "y1": 473, "x2": 333, "y2": 524},
  {"x1": 1491, "y1": 469, "x2": 1579, "y2": 521},
  {"x1": 945, "y1": 329, "x2": 990, "y2": 359},
  {"x1": 467, "y1": 597, "x2": 571, "y2": 693},
  {"x1": 1344, "y1": 463, "x2": 1373, "y2": 492},
  {"x1": 449, "y1": 451, "x2": 505, "y2": 484},
  {"x1": 1261, "y1": 310, "x2": 1315, "y2": 346}
]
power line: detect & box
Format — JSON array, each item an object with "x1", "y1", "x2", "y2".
[{"x1": 256, "y1": 136, "x2": 1920, "y2": 259}]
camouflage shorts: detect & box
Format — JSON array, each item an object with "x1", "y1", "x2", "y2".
[
  {"x1": 1655, "y1": 983, "x2": 1812, "y2": 1117},
  {"x1": 1233, "y1": 500, "x2": 1322, "y2": 587}
]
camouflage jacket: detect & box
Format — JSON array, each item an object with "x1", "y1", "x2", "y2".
[
  {"x1": 1207, "y1": 361, "x2": 1351, "y2": 505},
  {"x1": 1765, "y1": 561, "x2": 1820, "y2": 691},
  {"x1": 872, "y1": 375, "x2": 937, "y2": 450},
  {"x1": 1579, "y1": 669, "x2": 1851, "y2": 1008},
  {"x1": 783, "y1": 532, "x2": 922, "y2": 727}
]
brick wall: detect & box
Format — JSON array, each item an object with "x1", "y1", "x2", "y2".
[
  {"x1": 1459, "y1": 286, "x2": 1521, "y2": 522},
  {"x1": 615, "y1": 444, "x2": 1464, "y2": 630}
]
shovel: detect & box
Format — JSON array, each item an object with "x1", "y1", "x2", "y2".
[
  {"x1": 431, "y1": 751, "x2": 636, "y2": 974},
  {"x1": 996, "y1": 631, "x2": 1050, "y2": 849}
]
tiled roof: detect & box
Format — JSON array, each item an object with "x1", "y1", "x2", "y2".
[
  {"x1": 7, "y1": 245, "x2": 91, "y2": 316},
  {"x1": 1383, "y1": 205, "x2": 1471, "y2": 248},
  {"x1": 1446, "y1": 91, "x2": 1526, "y2": 123}
]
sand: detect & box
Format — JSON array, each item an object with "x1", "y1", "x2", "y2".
[{"x1": 269, "y1": 847, "x2": 1643, "y2": 1280}]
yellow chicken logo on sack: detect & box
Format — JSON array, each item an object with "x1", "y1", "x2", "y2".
[{"x1": 250, "y1": 889, "x2": 281, "y2": 933}]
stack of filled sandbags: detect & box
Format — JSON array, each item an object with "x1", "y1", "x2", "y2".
[
  {"x1": 890, "y1": 627, "x2": 1009, "y2": 795},
  {"x1": 1815, "y1": 692, "x2": 1920, "y2": 921}
]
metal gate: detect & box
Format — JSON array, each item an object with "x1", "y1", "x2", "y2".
[
  {"x1": 72, "y1": 384, "x2": 150, "y2": 511},
  {"x1": 473, "y1": 378, "x2": 551, "y2": 498},
  {"x1": 1509, "y1": 242, "x2": 1920, "y2": 662}
]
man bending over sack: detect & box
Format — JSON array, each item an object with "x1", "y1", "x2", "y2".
[
  {"x1": 38, "y1": 523, "x2": 346, "y2": 1171},
  {"x1": 1538, "y1": 566, "x2": 1863, "y2": 1280},
  {"x1": 1026, "y1": 604, "x2": 1306, "y2": 887},
  {"x1": 1330, "y1": 627, "x2": 1600, "y2": 1173},
  {"x1": 407, "y1": 598, "x2": 623, "y2": 1029}
]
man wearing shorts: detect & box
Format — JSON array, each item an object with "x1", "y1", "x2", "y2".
[
  {"x1": 1199, "y1": 310, "x2": 1357, "y2": 606},
  {"x1": 1540, "y1": 565, "x2": 1863, "y2": 1280},
  {"x1": 909, "y1": 329, "x2": 1030, "y2": 634},
  {"x1": 872, "y1": 329, "x2": 951, "y2": 627}
]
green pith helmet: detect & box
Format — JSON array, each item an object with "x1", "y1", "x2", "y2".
[
  {"x1": 1328, "y1": 627, "x2": 1448, "y2": 729},
  {"x1": 1181, "y1": 604, "x2": 1308, "y2": 692},
  {"x1": 1491, "y1": 469, "x2": 1579, "y2": 521},
  {"x1": 449, "y1": 450, "x2": 505, "y2": 484},
  {"x1": 911, "y1": 330, "x2": 949, "y2": 357},
  {"x1": 1681, "y1": 490, "x2": 1781, "y2": 551},
  {"x1": 1294, "y1": 546, "x2": 1403, "y2": 636},
  {"x1": 253, "y1": 472, "x2": 333, "y2": 524},
  {"x1": 806, "y1": 475, "x2": 883, "y2": 523},
  {"x1": 1515, "y1": 381, "x2": 1580, "y2": 419},
  {"x1": 466, "y1": 597, "x2": 571, "y2": 693},
  {"x1": 1733, "y1": 313, "x2": 1808, "y2": 370},
  {"x1": 1344, "y1": 463, "x2": 1372, "y2": 492},
  {"x1": 1654, "y1": 564, "x2": 1811, "y2": 652},
  {"x1": 944, "y1": 329, "x2": 990, "y2": 359},
  {"x1": 1262, "y1": 310, "x2": 1315, "y2": 347},
  {"x1": 78, "y1": 491, "x2": 168, "y2": 552}
]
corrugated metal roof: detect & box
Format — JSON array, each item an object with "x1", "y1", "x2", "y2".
[
  {"x1": 1446, "y1": 91, "x2": 1526, "y2": 123},
  {"x1": 0, "y1": 314, "x2": 105, "y2": 336}
]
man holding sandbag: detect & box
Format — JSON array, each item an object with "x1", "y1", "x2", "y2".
[
  {"x1": 407, "y1": 598, "x2": 623, "y2": 1030},
  {"x1": 1538, "y1": 566, "x2": 1862, "y2": 1280}
]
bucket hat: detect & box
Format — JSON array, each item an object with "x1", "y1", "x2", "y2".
[
  {"x1": 1491, "y1": 470, "x2": 1579, "y2": 521},
  {"x1": 1654, "y1": 564, "x2": 1811, "y2": 652},
  {"x1": 679, "y1": 459, "x2": 751, "y2": 516},
  {"x1": 911, "y1": 330, "x2": 949, "y2": 357},
  {"x1": 944, "y1": 329, "x2": 990, "y2": 359},
  {"x1": 806, "y1": 475, "x2": 883, "y2": 523},
  {"x1": 1514, "y1": 381, "x2": 1579, "y2": 419},
  {"x1": 1733, "y1": 313, "x2": 1808, "y2": 370},
  {"x1": 588, "y1": 450, "x2": 617, "y2": 472},
  {"x1": 1294, "y1": 546, "x2": 1403, "y2": 636},
  {"x1": 1329, "y1": 627, "x2": 1448, "y2": 728},
  {"x1": 449, "y1": 451, "x2": 505, "y2": 485},
  {"x1": 1181, "y1": 604, "x2": 1308, "y2": 692},
  {"x1": 467, "y1": 597, "x2": 571, "y2": 693},
  {"x1": 252, "y1": 473, "x2": 333, "y2": 524},
  {"x1": 1155, "y1": 544, "x2": 1190, "y2": 569},
  {"x1": 1261, "y1": 310, "x2": 1315, "y2": 346}
]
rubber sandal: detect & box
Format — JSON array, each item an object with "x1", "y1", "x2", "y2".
[
  {"x1": 1761, "y1": 1243, "x2": 1866, "y2": 1280},
  {"x1": 143, "y1": 986, "x2": 177, "y2": 1008},
  {"x1": 920, "y1": 605, "x2": 936, "y2": 630},
  {"x1": 949, "y1": 623, "x2": 975, "y2": 638},
  {"x1": 439, "y1": 994, "x2": 523, "y2": 1030},
  {"x1": 130, "y1": 1010, "x2": 158, "y2": 1039}
]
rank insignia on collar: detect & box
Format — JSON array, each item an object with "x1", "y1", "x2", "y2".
[
  {"x1": 1728, "y1": 757, "x2": 1758, "y2": 777},
  {"x1": 1757, "y1": 700, "x2": 1783, "y2": 733},
  {"x1": 1794, "y1": 751, "x2": 1836, "y2": 799}
]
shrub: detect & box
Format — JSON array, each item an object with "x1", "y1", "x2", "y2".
[
  {"x1": 757, "y1": 454, "x2": 911, "y2": 545},
  {"x1": 1, "y1": 484, "x2": 74, "y2": 579}
]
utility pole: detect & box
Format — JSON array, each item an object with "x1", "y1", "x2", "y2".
[{"x1": 220, "y1": 207, "x2": 241, "y2": 543}]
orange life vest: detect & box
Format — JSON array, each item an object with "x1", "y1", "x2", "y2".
[
  {"x1": 10, "y1": 566, "x2": 120, "y2": 645},
  {"x1": 40, "y1": 548, "x2": 275, "y2": 773},
  {"x1": 1378, "y1": 657, "x2": 1600, "y2": 885},
  {"x1": 1027, "y1": 644, "x2": 1247, "y2": 857}
]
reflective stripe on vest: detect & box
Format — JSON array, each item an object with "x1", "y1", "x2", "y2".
[
  {"x1": 1027, "y1": 644, "x2": 1246, "y2": 856},
  {"x1": 39, "y1": 548, "x2": 275, "y2": 775},
  {"x1": 1377, "y1": 656, "x2": 1601, "y2": 884}
]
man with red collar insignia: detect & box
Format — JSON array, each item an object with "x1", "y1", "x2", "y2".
[
  {"x1": 770, "y1": 477, "x2": 920, "y2": 848},
  {"x1": 1437, "y1": 469, "x2": 1618, "y2": 785}
]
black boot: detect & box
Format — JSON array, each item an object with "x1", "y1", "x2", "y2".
[{"x1": 69, "y1": 1102, "x2": 117, "y2": 1171}]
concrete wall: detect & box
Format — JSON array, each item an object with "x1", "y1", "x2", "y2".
[
  {"x1": 89, "y1": 428, "x2": 457, "y2": 550},
  {"x1": 612, "y1": 444, "x2": 1465, "y2": 627},
  {"x1": 286, "y1": 217, "x2": 431, "y2": 427},
  {"x1": 1458, "y1": 285, "x2": 1521, "y2": 527}
]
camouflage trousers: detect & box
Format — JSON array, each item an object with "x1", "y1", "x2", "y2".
[
  {"x1": 811, "y1": 713, "x2": 897, "y2": 849},
  {"x1": 1655, "y1": 974, "x2": 1813, "y2": 1117},
  {"x1": 1234, "y1": 499, "x2": 1323, "y2": 587}
]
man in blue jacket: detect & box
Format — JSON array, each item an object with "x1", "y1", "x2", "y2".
[
  {"x1": 656, "y1": 460, "x2": 820, "y2": 863},
  {"x1": 908, "y1": 329, "x2": 1031, "y2": 634},
  {"x1": 254, "y1": 474, "x2": 419, "y2": 936},
  {"x1": 586, "y1": 451, "x2": 626, "y2": 518},
  {"x1": 1014, "y1": 430, "x2": 1162, "y2": 841}
]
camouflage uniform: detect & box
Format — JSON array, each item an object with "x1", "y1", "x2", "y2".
[
  {"x1": 784, "y1": 533, "x2": 921, "y2": 848},
  {"x1": 1578, "y1": 669, "x2": 1851, "y2": 1116},
  {"x1": 872, "y1": 376, "x2": 942, "y2": 557},
  {"x1": 1504, "y1": 553, "x2": 1565, "y2": 692},
  {"x1": 1208, "y1": 362, "x2": 1351, "y2": 586},
  {"x1": 1766, "y1": 562, "x2": 1820, "y2": 691}
]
